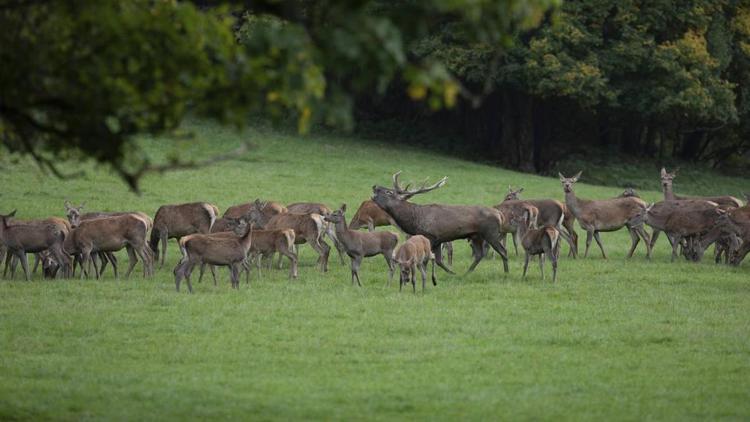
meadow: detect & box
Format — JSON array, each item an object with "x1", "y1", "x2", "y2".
[{"x1": 0, "y1": 121, "x2": 748, "y2": 421}]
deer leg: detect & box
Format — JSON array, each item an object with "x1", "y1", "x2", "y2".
[
  {"x1": 350, "y1": 255, "x2": 363, "y2": 287},
  {"x1": 539, "y1": 253, "x2": 545, "y2": 280},
  {"x1": 466, "y1": 237, "x2": 486, "y2": 274},
  {"x1": 17, "y1": 251, "x2": 31, "y2": 281},
  {"x1": 419, "y1": 262, "x2": 427, "y2": 292},
  {"x1": 635, "y1": 226, "x2": 652, "y2": 259},
  {"x1": 80, "y1": 249, "x2": 92, "y2": 280},
  {"x1": 158, "y1": 231, "x2": 168, "y2": 269},
  {"x1": 97, "y1": 251, "x2": 108, "y2": 275},
  {"x1": 209, "y1": 265, "x2": 218, "y2": 286},
  {"x1": 384, "y1": 252, "x2": 395, "y2": 286},
  {"x1": 523, "y1": 252, "x2": 530, "y2": 279},
  {"x1": 650, "y1": 229, "x2": 661, "y2": 250},
  {"x1": 557, "y1": 229, "x2": 576, "y2": 259},
  {"x1": 411, "y1": 263, "x2": 416, "y2": 294},
  {"x1": 32, "y1": 253, "x2": 41, "y2": 274},
  {"x1": 9, "y1": 254, "x2": 19, "y2": 280},
  {"x1": 484, "y1": 235, "x2": 509, "y2": 273},
  {"x1": 584, "y1": 231, "x2": 593, "y2": 258},
  {"x1": 3, "y1": 250, "x2": 14, "y2": 278},
  {"x1": 511, "y1": 232, "x2": 519, "y2": 256},
  {"x1": 593, "y1": 231, "x2": 607, "y2": 259},
  {"x1": 174, "y1": 259, "x2": 188, "y2": 292},
  {"x1": 124, "y1": 246, "x2": 137, "y2": 279},
  {"x1": 626, "y1": 228, "x2": 640, "y2": 259},
  {"x1": 670, "y1": 235, "x2": 682, "y2": 262},
  {"x1": 550, "y1": 248, "x2": 558, "y2": 283},
  {"x1": 443, "y1": 242, "x2": 453, "y2": 266},
  {"x1": 430, "y1": 242, "x2": 454, "y2": 274},
  {"x1": 311, "y1": 238, "x2": 330, "y2": 273},
  {"x1": 133, "y1": 246, "x2": 150, "y2": 279}
]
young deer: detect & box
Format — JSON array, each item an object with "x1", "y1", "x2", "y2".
[
  {"x1": 285, "y1": 202, "x2": 346, "y2": 266},
  {"x1": 504, "y1": 186, "x2": 578, "y2": 258},
  {"x1": 559, "y1": 172, "x2": 651, "y2": 259},
  {"x1": 247, "y1": 228, "x2": 298, "y2": 280},
  {"x1": 393, "y1": 235, "x2": 435, "y2": 293},
  {"x1": 493, "y1": 200, "x2": 539, "y2": 256},
  {"x1": 0, "y1": 211, "x2": 71, "y2": 280},
  {"x1": 150, "y1": 202, "x2": 219, "y2": 269},
  {"x1": 248, "y1": 199, "x2": 330, "y2": 272},
  {"x1": 323, "y1": 204, "x2": 398, "y2": 287},
  {"x1": 513, "y1": 213, "x2": 560, "y2": 282},
  {"x1": 174, "y1": 220, "x2": 253, "y2": 293}
]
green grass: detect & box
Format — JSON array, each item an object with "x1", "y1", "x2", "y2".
[{"x1": 0, "y1": 120, "x2": 748, "y2": 421}]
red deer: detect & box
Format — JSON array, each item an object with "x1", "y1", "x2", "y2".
[
  {"x1": 173, "y1": 220, "x2": 253, "y2": 293},
  {"x1": 513, "y1": 213, "x2": 560, "y2": 283},
  {"x1": 286, "y1": 202, "x2": 346, "y2": 266},
  {"x1": 0, "y1": 211, "x2": 71, "y2": 280},
  {"x1": 372, "y1": 171, "x2": 509, "y2": 274},
  {"x1": 247, "y1": 228, "x2": 298, "y2": 280},
  {"x1": 149, "y1": 202, "x2": 219, "y2": 269},
  {"x1": 2, "y1": 216, "x2": 71, "y2": 278},
  {"x1": 248, "y1": 199, "x2": 330, "y2": 272},
  {"x1": 559, "y1": 172, "x2": 651, "y2": 259},
  {"x1": 64, "y1": 214, "x2": 153, "y2": 279},
  {"x1": 493, "y1": 200, "x2": 539, "y2": 255},
  {"x1": 323, "y1": 204, "x2": 398, "y2": 287},
  {"x1": 660, "y1": 168, "x2": 743, "y2": 208},
  {"x1": 223, "y1": 201, "x2": 286, "y2": 219},
  {"x1": 393, "y1": 234, "x2": 435, "y2": 293},
  {"x1": 504, "y1": 186, "x2": 579, "y2": 257}
]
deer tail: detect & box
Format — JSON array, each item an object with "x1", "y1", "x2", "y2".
[{"x1": 202, "y1": 203, "x2": 217, "y2": 232}]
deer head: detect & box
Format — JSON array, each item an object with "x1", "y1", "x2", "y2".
[
  {"x1": 372, "y1": 171, "x2": 447, "y2": 210},
  {"x1": 247, "y1": 199, "x2": 269, "y2": 228},
  {"x1": 620, "y1": 187, "x2": 639, "y2": 198},
  {"x1": 660, "y1": 167, "x2": 677, "y2": 190},
  {"x1": 504, "y1": 185, "x2": 524, "y2": 201},
  {"x1": 323, "y1": 204, "x2": 347, "y2": 224},
  {"x1": 559, "y1": 171, "x2": 582, "y2": 194},
  {"x1": 64, "y1": 200, "x2": 85, "y2": 228}
]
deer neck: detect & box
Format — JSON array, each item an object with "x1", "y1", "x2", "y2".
[
  {"x1": 564, "y1": 190, "x2": 585, "y2": 217},
  {"x1": 333, "y1": 217, "x2": 354, "y2": 245},
  {"x1": 663, "y1": 184, "x2": 676, "y2": 200},
  {"x1": 381, "y1": 200, "x2": 420, "y2": 235}
]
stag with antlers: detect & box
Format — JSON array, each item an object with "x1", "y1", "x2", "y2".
[{"x1": 371, "y1": 172, "x2": 509, "y2": 274}]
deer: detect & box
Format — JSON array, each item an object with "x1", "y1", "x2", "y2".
[
  {"x1": 639, "y1": 199, "x2": 719, "y2": 255},
  {"x1": 503, "y1": 186, "x2": 579, "y2": 258},
  {"x1": 246, "y1": 228, "x2": 298, "y2": 280},
  {"x1": 372, "y1": 171, "x2": 509, "y2": 274},
  {"x1": 618, "y1": 188, "x2": 640, "y2": 198},
  {"x1": 64, "y1": 214, "x2": 153, "y2": 279},
  {"x1": 393, "y1": 235, "x2": 435, "y2": 293},
  {"x1": 223, "y1": 201, "x2": 286, "y2": 219},
  {"x1": 712, "y1": 206, "x2": 750, "y2": 266},
  {"x1": 173, "y1": 219, "x2": 253, "y2": 293},
  {"x1": 559, "y1": 172, "x2": 651, "y2": 259},
  {"x1": 493, "y1": 200, "x2": 539, "y2": 256},
  {"x1": 0, "y1": 211, "x2": 71, "y2": 281},
  {"x1": 149, "y1": 202, "x2": 219, "y2": 269},
  {"x1": 64, "y1": 201, "x2": 153, "y2": 277},
  {"x1": 247, "y1": 199, "x2": 331, "y2": 272},
  {"x1": 2, "y1": 216, "x2": 71, "y2": 279},
  {"x1": 323, "y1": 204, "x2": 398, "y2": 287},
  {"x1": 286, "y1": 202, "x2": 346, "y2": 266},
  {"x1": 513, "y1": 213, "x2": 560, "y2": 283},
  {"x1": 660, "y1": 168, "x2": 743, "y2": 208}
]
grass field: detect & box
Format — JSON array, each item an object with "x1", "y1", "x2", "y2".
[{"x1": 0, "y1": 120, "x2": 748, "y2": 420}]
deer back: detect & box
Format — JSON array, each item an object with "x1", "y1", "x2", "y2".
[
  {"x1": 286, "y1": 203, "x2": 331, "y2": 216},
  {"x1": 349, "y1": 200, "x2": 393, "y2": 229},
  {"x1": 154, "y1": 202, "x2": 216, "y2": 237},
  {"x1": 69, "y1": 214, "x2": 148, "y2": 252}
]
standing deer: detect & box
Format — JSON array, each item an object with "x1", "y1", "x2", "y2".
[
  {"x1": 173, "y1": 220, "x2": 253, "y2": 293},
  {"x1": 323, "y1": 204, "x2": 398, "y2": 287},
  {"x1": 2, "y1": 216, "x2": 71, "y2": 278},
  {"x1": 393, "y1": 235, "x2": 435, "y2": 293},
  {"x1": 493, "y1": 200, "x2": 539, "y2": 256},
  {"x1": 150, "y1": 202, "x2": 219, "y2": 269},
  {"x1": 559, "y1": 172, "x2": 651, "y2": 259},
  {"x1": 513, "y1": 213, "x2": 560, "y2": 283},
  {"x1": 286, "y1": 202, "x2": 346, "y2": 266},
  {"x1": 0, "y1": 211, "x2": 71, "y2": 280},
  {"x1": 247, "y1": 199, "x2": 330, "y2": 272},
  {"x1": 372, "y1": 171, "x2": 509, "y2": 274},
  {"x1": 504, "y1": 186, "x2": 578, "y2": 257},
  {"x1": 223, "y1": 201, "x2": 286, "y2": 219},
  {"x1": 660, "y1": 168, "x2": 743, "y2": 208},
  {"x1": 349, "y1": 198, "x2": 454, "y2": 265},
  {"x1": 64, "y1": 214, "x2": 153, "y2": 279}
]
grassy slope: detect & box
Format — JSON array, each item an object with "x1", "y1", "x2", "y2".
[{"x1": 0, "y1": 120, "x2": 748, "y2": 421}]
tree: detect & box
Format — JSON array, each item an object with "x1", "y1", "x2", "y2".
[{"x1": 0, "y1": 0, "x2": 556, "y2": 192}]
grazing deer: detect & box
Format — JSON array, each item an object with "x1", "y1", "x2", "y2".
[
  {"x1": 149, "y1": 202, "x2": 219, "y2": 269},
  {"x1": 639, "y1": 199, "x2": 718, "y2": 254},
  {"x1": 559, "y1": 172, "x2": 651, "y2": 259},
  {"x1": 493, "y1": 200, "x2": 539, "y2": 256},
  {"x1": 0, "y1": 211, "x2": 71, "y2": 280},
  {"x1": 513, "y1": 213, "x2": 560, "y2": 282},
  {"x1": 714, "y1": 207, "x2": 750, "y2": 266},
  {"x1": 660, "y1": 168, "x2": 743, "y2": 208},
  {"x1": 393, "y1": 235, "x2": 435, "y2": 293},
  {"x1": 64, "y1": 214, "x2": 153, "y2": 279},
  {"x1": 223, "y1": 201, "x2": 286, "y2": 219},
  {"x1": 323, "y1": 204, "x2": 398, "y2": 287},
  {"x1": 504, "y1": 186, "x2": 579, "y2": 258},
  {"x1": 173, "y1": 220, "x2": 253, "y2": 293},
  {"x1": 248, "y1": 199, "x2": 330, "y2": 272},
  {"x1": 372, "y1": 171, "x2": 509, "y2": 274}
]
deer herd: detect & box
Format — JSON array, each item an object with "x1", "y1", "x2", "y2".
[{"x1": 0, "y1": 169, "x2": 747, "y2": 293}]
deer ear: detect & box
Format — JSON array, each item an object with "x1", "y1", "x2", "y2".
[
  {"x1": 80, "y1": 202, "x2": 86, "y2": 209},
  {"x1": 558, "y1": 173, "x2": 566, "y2": 181},
  {"x1": 64, "y1": 200, "x2": 71, "y2": 209},
  {"x1": 573, "y1": 171, "x2": 582, "y2": 181},
  {"x1": 340, "y1": 203, "x2": 347, "y2": 213},
  {"x1": 9, "y1": 209, "x2": 16, "y2": 217},
  {"x1": 507, "y1": 184, "x2": 512, "y2": 192},
  {"x1": 660, "y1": 168, "x2": 667, "y2": 177},
  {"x1": 518, "y1": 188, "x2": 524, "y2": 194}
]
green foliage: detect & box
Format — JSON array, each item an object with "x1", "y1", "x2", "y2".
[{"x1": 0, "y1": 121, "x2": 748, "y2": 420}]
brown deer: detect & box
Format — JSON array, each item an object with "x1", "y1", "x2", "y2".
[
  {"x1": 64, "y1": 214, "x2": 153, "y2": 279},
  {"x1": 504, "y1": 186, "x2": 579, "y2": 258},
  {"x1": 247, "y1": 228, "x2": 298, "y2": 280},
  {"x1": 372, "y1": 171, "x2": 509, "y2": 274},
  {"x1": 149, "y1": 202, "x2": 219, "y2": 269},
  {"x1": 639, "y1": 199, "x2": 718, "y2": 254},
  {"x1": 286, "y1": 202, "x2": 346, "y2": 266},
  {"x1": 2, "y1": 216, "x2": 71, "y2": 278},
  {"x1": 223, "y1": 201, "x2": 286, "y2": 219},
  {"x1": 513, "y1": 213, "x2": 560, "y2": 283},
  {"x1": 247, "y1": 199, "x2": 330, "y2": 272},
  {"x1": 173, "y1": 220, "x2": 253, "y2": 293},
  {"x1": 660, "y1": 168, "x2": 743, "y2": 208},
  {"x1": 493, "y1": 200, "x2": 539, "y2": 256},
  {"x1": 559, "y1": 172, "x2": 651, "y2": 259},
  {"x1": 0, "y1": 211, "x2": 71, "y2": 280},
  {"x1": 393, "y1": 235, "x2": 435, "y2": 293},
  {"x1": 323, "y1": 204, "x2": 398, "y2": 287}
]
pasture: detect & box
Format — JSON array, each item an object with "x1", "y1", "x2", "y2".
[{"x1": 0, "y1": 120, "x2": 749, "y2": 420}]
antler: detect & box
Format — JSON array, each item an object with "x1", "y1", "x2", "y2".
[{"x1": 392, "y1": 171, "x2": 447, "y2": 197}]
